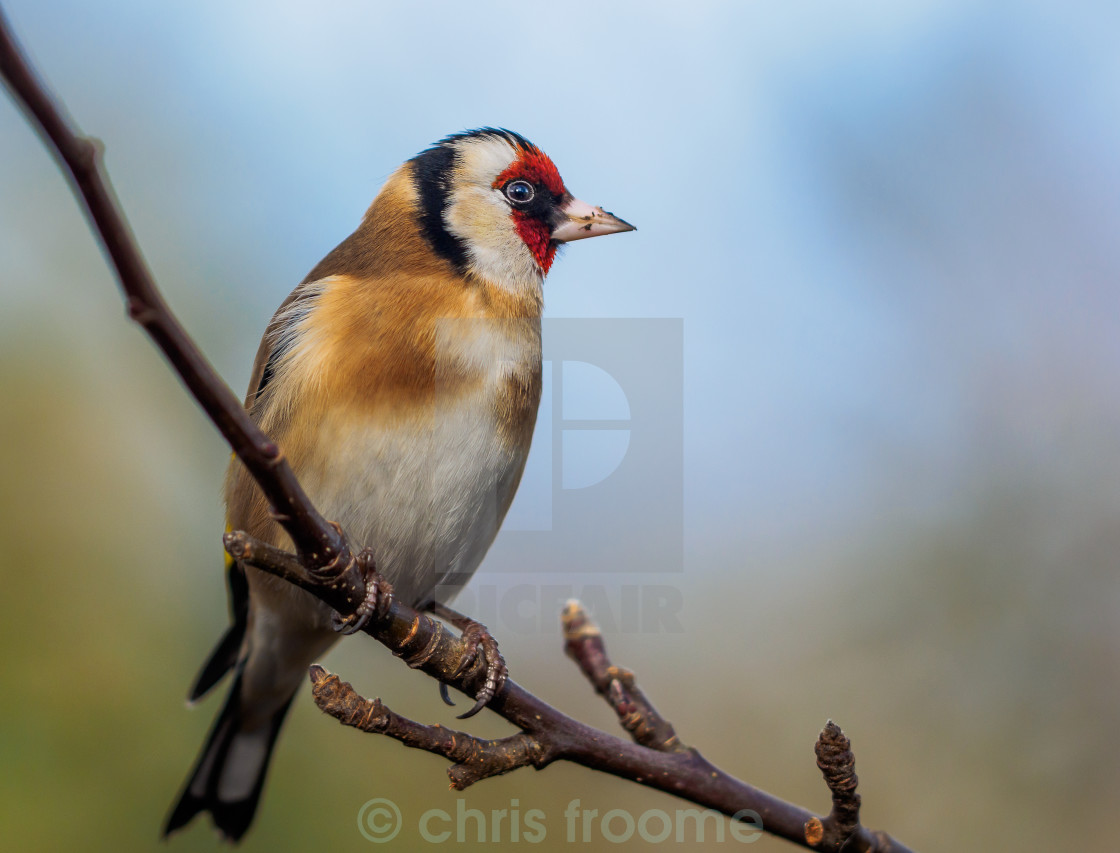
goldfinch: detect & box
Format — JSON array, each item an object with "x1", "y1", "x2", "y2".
[{"x1": 163, "y1": 128, "x2": 634, "y2": 841}]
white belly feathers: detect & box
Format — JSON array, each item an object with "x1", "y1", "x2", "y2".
[
  {"x1": 300, "y1": 393, "x2": 524, "y2": 606},
  {"x1": 289, "y1": 315, "x2": 541, "y2": 608}
]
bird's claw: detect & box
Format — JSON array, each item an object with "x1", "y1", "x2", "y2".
[
  {"x1": 446, "y1": 620, "x2": 507, "y2": 719},
  {"x1": 331, "y1": 548, "x2": 390, "y2": 635},
  {"x1": 439, "y1": 682, "x2": 455, "y2": 707}
]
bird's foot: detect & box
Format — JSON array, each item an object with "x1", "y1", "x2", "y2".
[
  {"x1": 331, "y1": 547, "x2": 392, "y2": 635},
  {"x1": 429, "y1": 603, "x2": 507, "y2": 719}
]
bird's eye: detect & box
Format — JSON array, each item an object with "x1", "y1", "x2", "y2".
[{"x1": 504, "y1": 180, "x2": 535, "y2": 204}]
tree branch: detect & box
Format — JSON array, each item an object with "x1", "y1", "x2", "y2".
[
  {"x1": 310, "y1": 665, "x2": 551, "y2": 789},
  {"x1": 0, "y1": 7, "x2": 918, "y2": 850},
  {"x1": 0, "y1": 3, "x2": 354, "y2": 578}
]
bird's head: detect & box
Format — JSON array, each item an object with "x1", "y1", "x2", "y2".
[{"x1": 409, "y1": 128, "x2": 634, "y2": 290}]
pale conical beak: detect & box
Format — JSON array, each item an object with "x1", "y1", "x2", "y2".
[{"x1": 551, "y1": 196, "x2": 636, "y2": 243}]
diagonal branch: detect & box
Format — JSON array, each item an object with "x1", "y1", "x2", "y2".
[
  {"x1": 0, "y1": 8, "x2": 918, "y2": 851},
  {"x1": 0, "y1": 3, "x2": 354, "y2": 579}
]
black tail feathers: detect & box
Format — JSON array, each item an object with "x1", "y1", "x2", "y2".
[
  {"x1": 187, "y1": 621, "x2": 245, "y2": 704},
  {"x1": 189, "y1": 558, "x2": 250, "y2": 704},
  {"x1": 163, "y1": 672, "x2": 294, "y2": 842}
]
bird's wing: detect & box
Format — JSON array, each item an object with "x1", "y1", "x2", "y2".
[
  {"x1": 243, "y1": 282, "x2": 320, "y2": 408},
  {"x1": 189, "y1": 279, "x2": 327, "y2": 700}
]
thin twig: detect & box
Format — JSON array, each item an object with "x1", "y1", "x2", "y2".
[
  {"x1": 804, "y1": 722, "x2": 891, "y2": 851},
  {"x1": 562, "y1": 600, "x2": 686, "y2": 753},
  {"x1": 310, "y1": 666, "x2": 552, "y2": 789}
]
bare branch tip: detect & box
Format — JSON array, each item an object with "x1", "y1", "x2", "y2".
[
  {"x1": 561, "y1": 598, "x2": 585, "y2": 621},
  {"x1": 816, "y1": 720, "x2": 856, "y2": 774},
  {"x1": 309, "y1": 665, "x2": 349, "y2": 710},
  {"x1": 222, "y1": 529, "x2": 250, "y2": 560},
  {"x1": 561, "y1": 599, "x2": 600, "y2": 640},
  {"x1": 814, "y1": 719, "x2": 862, "y2": 842},
  {"x1": 819, "y1": 720, "x2": 849, "y2": 748}
]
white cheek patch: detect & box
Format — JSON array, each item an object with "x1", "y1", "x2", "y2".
[{"x1": 443, "y1": 138, "x2": 545, "y2": 293}]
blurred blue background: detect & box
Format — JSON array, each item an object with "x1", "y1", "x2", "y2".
[{"x1": 2, "y1": 1, "x2": 1119, "y2": 850}]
